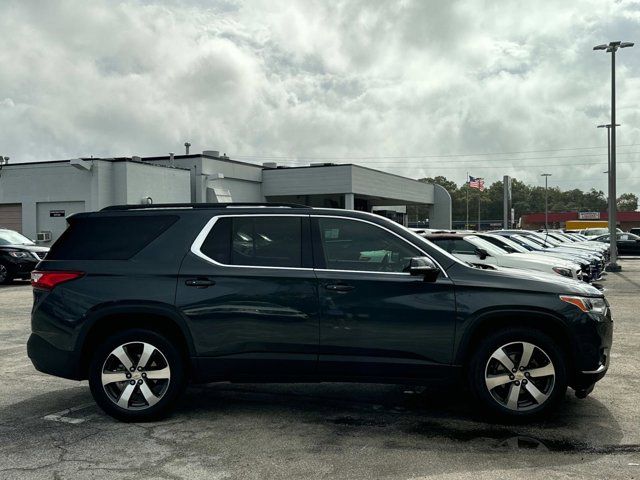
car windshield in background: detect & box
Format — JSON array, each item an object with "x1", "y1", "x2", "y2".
[
  {"x1": 465, "y1": 235, "x2": 508, "y2": 256},
  {"x1": 0, "y1": 230, "x2": 35, "y2": 246}
]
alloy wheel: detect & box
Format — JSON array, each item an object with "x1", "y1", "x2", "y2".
[
  {"x1": 484, "y1": 341, "x2": 556, "y2": 412},
  {"x1": 0, "y1": 264, "x2": 7, "y2": 282},
  {"x1": 101, "y1": 342, "x2": 171, "y2": 410}
]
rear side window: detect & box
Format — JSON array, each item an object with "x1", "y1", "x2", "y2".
[
  {"x1": 47, "y1": 215, "x2": 179, "y2": 260},
  {"x1": 200, "y1": 216, "x2": 305, "y2": 268}
]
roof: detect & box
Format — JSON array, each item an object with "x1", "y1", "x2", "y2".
[
  {"x1": 423, "y1": 233, "x2": 467, "y2": 240},
  {"x1": 522, "y1": 211, "x2": 640, "y2": 222},
  {"x1": 6, "y1": 157, "x2": 190, "y2": 171}
]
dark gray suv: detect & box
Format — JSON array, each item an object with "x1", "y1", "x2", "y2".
[{"x1": 28, "y1": 203, "x2": 612, "y2": 422}]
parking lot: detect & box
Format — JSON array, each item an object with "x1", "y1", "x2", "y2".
[{"x1": 0, "y1": 261, "x2": 638, "y2": 480}]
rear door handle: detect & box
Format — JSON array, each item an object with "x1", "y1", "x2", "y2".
[
  {"x1": 185, "y1": 278, "x2": 215, "y2": 288},
  {"x1": 325, "y1": 283, "x2": 354, "y2": 292}
]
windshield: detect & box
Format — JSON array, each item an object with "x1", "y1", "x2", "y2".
[
  {"x1": 531, "y1": 232, "x2": 561, "y2": 246},
  {"x1": 488, "y1": 235, "x2": 528, "y2": 253},
  {"x1": 513, "y1": 235, "x2": 544, "y2": 250},
  {"x1": 401, "y1": 225, "x2": 469, "y2": 268},
  {"x1": 465, "y1": 235, "x2": 509, "y2": 256},
  {"x1": 0, "y1": 230, "x2": 34, "y2": 246}
]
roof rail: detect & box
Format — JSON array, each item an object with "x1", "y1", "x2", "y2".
[{"x1": 101, "y1": 202, "x2": 312, "y2": 211}]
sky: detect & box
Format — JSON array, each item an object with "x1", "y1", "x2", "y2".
[{"x1": 1, "y1": 0, "x2": 639, "y2": 196}]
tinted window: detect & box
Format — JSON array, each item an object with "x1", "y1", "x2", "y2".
[
  {"x1": 450, "y1": 239, "x2": 476, "y2": 255},
  {"x1": 317, "y1": 218, "x2": 421, "y2": 273},
  {"x1": 47, "y1": 215, "x2": 178, "y2": 260},
  {"x1": 201, "y1": 216, "x2": 303, "y2": 268}
]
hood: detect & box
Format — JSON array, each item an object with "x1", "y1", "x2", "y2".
[
  {"x1": 453, "y1": 263, "x2": 602, "y2": 297},
  {"x1": 503, "y1": 252, "x2": 578, "y2": 269},
  {"x1": 0, "y1": 244, "x2": 50, "y2": 253}
]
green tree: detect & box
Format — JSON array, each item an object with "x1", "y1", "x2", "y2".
[
  {"x1": 617, "y1": 193, "x2": 638, "y2": 211},
  {"x1": 410, "y1": 175, "x2": 636, "y2": 225}
]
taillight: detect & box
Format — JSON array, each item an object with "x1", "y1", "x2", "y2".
[{"x1": 31, "y1": 271, "x2": 84, "y2": 290}]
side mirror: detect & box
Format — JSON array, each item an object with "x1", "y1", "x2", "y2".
[
  {"x1": 475, "y1": 248, "x2": 488, "y2": 260},
  {"x1": 407, "y1": 256, "x2": 440, "y2": 282}
]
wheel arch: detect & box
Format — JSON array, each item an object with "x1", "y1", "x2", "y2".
[
  {"x1": 78, "y1": 303, "x2": 196, "y2": 379},
  {"x1": 456, "y1": 308, "x2": 576, "y2": 377}
]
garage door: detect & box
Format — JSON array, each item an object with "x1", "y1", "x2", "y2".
[{"x1": 0, "y1": 204, "x2": 22, "y2": 233}]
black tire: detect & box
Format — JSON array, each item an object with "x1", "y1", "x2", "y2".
[
  {"x1": 467, "y1": 327, "x2": 567, "y2": 421},
  {"x1": 0, "y1": 262, "x2": 14, "y2": 285},
  {"x1": 89, "y1": 329, "x2": 187, "y2": 422}
]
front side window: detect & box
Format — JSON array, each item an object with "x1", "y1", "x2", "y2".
[
  {"x1": 317, "y1": 218, "x2": 422, "y2": 273},
  {"x1": 200, "y1": 216, "x2": 303, "y2": 268},
  {"x1": 450, "y1": 239, "x2": 477, "y2": 255}
]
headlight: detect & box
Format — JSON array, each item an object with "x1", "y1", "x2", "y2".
[
  {"x1": 552, "y1": 266, "x2": 573, "y2": 278},
  {"x1": 560, "y1": 295, "x2": 608, "y2": 314},
  {"x1": 8, "y1": 251, "x2": 29, "y2": 258}
]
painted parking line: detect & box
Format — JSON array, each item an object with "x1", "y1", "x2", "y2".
[{"x1": 43, "y1": 403, "x2": 96, "y2": 424}]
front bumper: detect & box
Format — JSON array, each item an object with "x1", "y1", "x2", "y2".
[{"x1": 7, "y1": 257, "x2": 39, "y2": 278}]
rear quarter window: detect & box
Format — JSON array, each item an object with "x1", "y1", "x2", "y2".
[{"x1": 47, "y1": 215, "x2": 179, "y2": 260}]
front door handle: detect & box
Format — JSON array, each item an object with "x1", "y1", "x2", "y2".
[
  {"x1": 325, "y1": 283, "x2": 355, "y2": 292},
  {"x1": 185, "y1": 278, "x2": 215, "y2": 288}
]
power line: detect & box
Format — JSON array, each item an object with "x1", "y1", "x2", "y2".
[{"x1": 233, "y1": 143, "x2": 640, "y2": 161}]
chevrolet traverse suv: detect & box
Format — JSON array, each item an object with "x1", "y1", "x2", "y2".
[{"x1": 28, "y1": 204, "x2": 612, "y2": 422}]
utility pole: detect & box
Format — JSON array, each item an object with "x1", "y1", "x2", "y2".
[
  {"x1": 541, "y1": 173, "x2": 552, "y2": 230},
  {"x1": 597, "y1": 123, "x2": 620, "y2": 243},
  {"x1": 594, "y1": 41, "x2": 634, "y2": 272},
  {"x1": 503, "y1": 175, "x2": 511, "y2": 229}
]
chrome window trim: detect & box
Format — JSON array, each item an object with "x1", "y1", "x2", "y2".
[
  {"x1": 190, "y1": 214, "x2": 312, "y2": 272},
  {"x1": 190, "y1": 213, "x2": 448, "y2": 278},
  {"x1": 312, "y1": 214, "x2": 448, "y2": 278}
]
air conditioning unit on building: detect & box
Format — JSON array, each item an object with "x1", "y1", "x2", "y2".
[{"x1": 36, "y1": 231, "x2": 52, "y2": 242}]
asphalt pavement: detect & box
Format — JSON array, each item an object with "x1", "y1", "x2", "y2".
[{"x1": 1, "y1": 260, "x2": 639, "y2": 479}]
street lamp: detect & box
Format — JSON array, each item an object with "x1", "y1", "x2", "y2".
[
  {"x1": 594, "y1": 41, "x2": 634, "y2": 271},
  {"x1": 541, "y1": 173, "x2": 552, "y2": 230},
  {"x1": 597, "y1": 123, "x2": 620, "y2": 238}
]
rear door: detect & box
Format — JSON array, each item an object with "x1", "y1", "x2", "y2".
[
  {"x1": 175, "y1": 214, "x2": 320, "y2": 380},
  {"x1": 312, "y1": 216, "x2": 456, "y2": 380}
]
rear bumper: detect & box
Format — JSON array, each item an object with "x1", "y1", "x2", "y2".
[{"x1": 27, "y1": 333, "x2": 82, "y2": 380}]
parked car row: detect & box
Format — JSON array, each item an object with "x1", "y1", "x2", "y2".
[{"x1": 414, "y1": 228, "x2": 609, "y2": 284}]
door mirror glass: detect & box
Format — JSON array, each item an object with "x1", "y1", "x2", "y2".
[
  {"x1": 475, "y1": 247, "x2": 489, "y2": 260},
  {"x1": 407, "y1": 256, "x2": 440, "y2": 282}
]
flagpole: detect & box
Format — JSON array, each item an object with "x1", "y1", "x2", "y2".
[
  {"x1": 477, "y1": 189, "x2": 481, "y2": 231},
  {"x1": 465, "y1": 172, "x2": 469, "y2": 230}
]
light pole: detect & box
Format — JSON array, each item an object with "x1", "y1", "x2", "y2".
[
  {"x1": 594, "y1": 41, "x2": 634, "y2": 271},
  {"x1": 597, "y1": 123, "x2": 620, "y2": 241},
  {"x1": 541, "y1": 173, "x2": 552, "y2": 230}
]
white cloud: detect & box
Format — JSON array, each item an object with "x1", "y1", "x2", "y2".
[{"x1": 0, "y1": 0, "x2": 639, "y2": 196}]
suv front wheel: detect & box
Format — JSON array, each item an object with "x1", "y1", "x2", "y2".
[
  {"x1": 468, "y1": 327, "x2": 568, "y2": 420},
  {"x1": 89, "y1": 329, "x2": 186, "y2": 421}
]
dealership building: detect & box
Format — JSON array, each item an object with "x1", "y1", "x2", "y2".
[{"x1": 0, "y1": 151, "x2": 451, "y2": 244}]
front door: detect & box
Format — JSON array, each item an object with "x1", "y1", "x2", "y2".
[
  {"x1": 176, "y1": 214, "x2": 319, "y2": 381},
  {"x1": 312, "y1": 216, "x2": 456, "y2": 380}
]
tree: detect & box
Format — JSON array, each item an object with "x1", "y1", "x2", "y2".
[
  {"x1": 409, "y1": 175, "x2": 637, "y2": 224},
  {"x1": 617, "y1": 193, "x2": 638, "y2": 212}
]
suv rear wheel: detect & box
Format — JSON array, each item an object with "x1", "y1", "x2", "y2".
[
  {"x1": 468, "y1": 327, "x2": 567, "y2": 420},
  {"x1": 89, "y1": 329, "x2": 186, "y2": 421}
]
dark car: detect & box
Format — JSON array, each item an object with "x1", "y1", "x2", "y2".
[
  {"x1": 0, "y1": 229, "x2": 49, "y2": 284},
  {"x1": 593, "y1": 232, "x2": 640, "y2": 256},
  {"x1": 28, "y1": 204, "x2": 612, "y2": 422},
  {"x1": 630, "y1": 228, "x2": 640, "y2": 236}
]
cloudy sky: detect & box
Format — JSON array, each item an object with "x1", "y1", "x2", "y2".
[{"x1": 1, "y1": 0, "x2": 639, "y2": 195}]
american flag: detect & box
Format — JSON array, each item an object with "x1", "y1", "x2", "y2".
[{"x1": 468, "y1": 175, "x2": 485, "y2": 191}]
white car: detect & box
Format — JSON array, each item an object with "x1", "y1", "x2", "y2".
[{"x1": 426, "y1": 234, "x2": 583, "y2": 280}]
